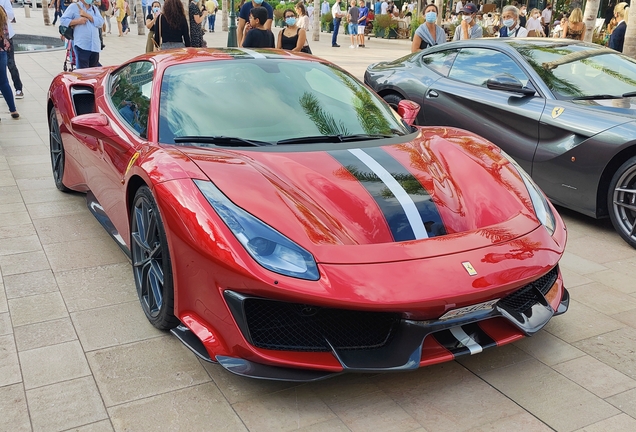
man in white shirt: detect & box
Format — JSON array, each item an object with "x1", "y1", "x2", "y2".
[
  {"x1": 321, "y1": 0, "x2": 330, "y2": 16},
  {"x1": 541, "y1": 3, "x2": 552, "y2": 36},
  {"x1": 0, "y1": 0, "x2": 24, "y2": 99},
  {"x1": 380, "y1": 0, "x2": 388, "y2": 14},
  {"x1": 331, "y1": 0, "x2": 345, "y2": 47},
  {"x1": 455, "y1": 0, "x2": 463, "y2": 14}
]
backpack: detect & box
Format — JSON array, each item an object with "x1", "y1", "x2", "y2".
[{"x1": 100, "y1": 0, "x2": 110, "y2": 11}]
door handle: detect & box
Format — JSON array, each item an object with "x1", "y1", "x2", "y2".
[{"x1": 427, "y1": 90, "x2": 439, "y2": 98}]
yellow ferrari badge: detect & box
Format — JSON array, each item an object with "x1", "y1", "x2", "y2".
[
  {"x1": 124, "y1": 152, "x2": 140, "y2": 177},
  {"x1": 462, "y1": 261, "x2": 477, "y2": 276},
  {"x1": 551, "y1": 107, "x2": 565, "y2": 119}
]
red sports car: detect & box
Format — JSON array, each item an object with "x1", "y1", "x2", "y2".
[{"x1": 48, "y1": 48, "x2": 568, "y2": 381}]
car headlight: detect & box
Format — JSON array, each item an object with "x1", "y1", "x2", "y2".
[
  {"x1": 501, "y1": 153, "x2": 556, "y2": 236},
  {"x1": 194, "y1": 180, "x2": 320, "y2": 281}
]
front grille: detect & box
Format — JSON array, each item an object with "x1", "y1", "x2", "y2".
[
  {"x1": 243, "y1": 299, "x2": 401, "y2": 352},
  {"x1": 498, "y1": 266, "x2": 559, "y2": 314}
]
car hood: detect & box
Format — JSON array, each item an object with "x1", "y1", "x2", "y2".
[{"x1": 179, "y1": 127, "x2": 541, "y2": 264}]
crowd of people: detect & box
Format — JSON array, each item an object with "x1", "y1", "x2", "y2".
[{"x1": 1, "y1": 0, "x2": 635, "y2": 118}]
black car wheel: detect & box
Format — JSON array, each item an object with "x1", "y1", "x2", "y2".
[
  {"x1": 609, "y1": 156, "x2": 636, "y2": 248},
  {"x1": 49, "y1": 109, "x2": 70, "y2": 192},
  {"x1": 383, "y1": 93, "x2": 404, "y2": 111},
  {"x1": 131, "y1": 186, "x2": 179, "y2": 330}
]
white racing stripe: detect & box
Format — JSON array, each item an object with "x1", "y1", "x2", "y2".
[
  {"x1": 239, "y1": 49, "x2": 267, "y2": 59},
  {"x1": 450, "y1": 327, "x2": 483, "y2": 355},
  {"x1": 348, "y1": 148, "x2": 429, "y2": 239}
]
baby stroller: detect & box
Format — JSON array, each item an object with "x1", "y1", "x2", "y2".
[{"x1": 63, "y1": 38, "x2": 76, "y2": 72}]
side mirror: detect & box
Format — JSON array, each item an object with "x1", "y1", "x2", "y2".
[
  {"x1": 397, "y1": 99, "x2": 421, "y2": 126},
  {"x1": 486, "y1": 74, "x2": 535, "y2": 96},
  {"x1": 71, "y1": 113, "x2": 118, "y2": 140}
]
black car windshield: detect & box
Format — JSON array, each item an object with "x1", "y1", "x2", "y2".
[
  {"x1": 158, "y1": 58, "x2": 410, "y2": 145},
  {"x1": 514, "y1": 42, "x2": 636, "y2": 99}
]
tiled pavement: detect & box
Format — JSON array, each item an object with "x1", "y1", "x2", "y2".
[{"x1": 1, "y1": 9, "x2": 636, "y2": 432}]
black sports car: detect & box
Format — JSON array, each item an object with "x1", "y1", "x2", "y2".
[{"x1": 365, "y1": 38, "x2": 636, "y2": 248}]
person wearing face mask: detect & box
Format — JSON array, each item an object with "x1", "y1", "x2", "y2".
[
  {"x1": 453, "y1": 3, "x2": 482, "y2": 40},
  {"x1": 277, "y1": 9, "x2": 309, "y2": 52},
  {"x1": 519, "y1": 6, "x2": 527, "y2": 27},
  {"x1": 412, "y1": 4, "x2": 446, "y2": 52},
  {"x1": 60, "y1": 0, "x2": 105, "y2": 69},
  {"x1": 499, "y1": 5, "x2": 528, "y2": 37},
  {"x1": 237, "y1": 0, "x2": 273, "y2": 47},
  {"x1": 541, "y1": 3, "x2": 552, "y2": 36},
  {"x1": 525, "y1": 8, "x2": 544, "y2": 36},
  {"x1": 145, "y1": 1, "x2": 161, "y2": 52},
  {"x1": 331, "y1": 0, "x2": 345, "y2": 47}
]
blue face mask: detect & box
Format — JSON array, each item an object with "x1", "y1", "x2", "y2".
[
  {"x1": 285, "y1": 17, "x2": 296, "y2": 26},
  {"x1": 253, "y1": 0, "x2": 264, "y2": 4},
  {"x1": 425, "y1": 11, "x2": 436, "y2": 23},
  {"x1": 85, "y1": 0, "x2": 93, "y2": 5},
  {"x1": 153, "y1": 6, "x2": 160, "y2": 12}
]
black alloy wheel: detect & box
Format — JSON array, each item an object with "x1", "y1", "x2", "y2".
[
  {"x1": 49, "y1": 109, "x2": 70, "y2": 192},
  {"x1": 609, "y1": 156, "x2": 636, "y2": 249},
  {"x1": 131, "y1": 186, "x2": 179, "y2": 330}
]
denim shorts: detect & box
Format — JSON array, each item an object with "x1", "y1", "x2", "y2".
[{"x1": 348, "y1": 23, "x2": 358, "y2": 34}]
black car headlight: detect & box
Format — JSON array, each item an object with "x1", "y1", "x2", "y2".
[
  {"x1": 502, "y1": 153, "x2": 556, "y2": 236},
  {"x1": 194, "y1": 180, "x2": 320, "y2": 281}
]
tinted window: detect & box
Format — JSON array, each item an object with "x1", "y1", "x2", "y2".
[
  {"x1": 421, "y1": 50, "x2": 459, "y2": 77},
  {"x1": 513, "y1": 42, "x2": 636, "y2": 99},
  {"x1": 109, "y1": 61, "x2": 153, "y2": 137},
  {"x1": 158, "y1": 59, "x2": 410, "y2": 144},
  {"x1": 448, "y1": 48, "x2": 528, "y2": 87}
]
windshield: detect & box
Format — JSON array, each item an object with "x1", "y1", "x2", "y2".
[
  {"x1": 158, "y1": 58, "x2": 410, "y2": 144},
  {"x1": 514, "y1": 42, "x2": 636, "y2": 99}
]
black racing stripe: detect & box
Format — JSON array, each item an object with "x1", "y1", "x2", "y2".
[
  {"x1": 328, "y1": 149, "x2": 415, "y2": 241},
  {"x1": 433, "y1": 330, "x2": 471, "y2": 357},
  {"x1": 461, "y1": 323, "x2": 497, "y2": 350},
  {"x1": 363, "y1": 147, "x2": 447, "y2": 239}
]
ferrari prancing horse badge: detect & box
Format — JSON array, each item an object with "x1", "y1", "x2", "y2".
[
  {"x1": 462, "y1": 261, "x2": 477, "y2": 276},
  {"x1": 551, "y1": 107, "x2": 565, "y2": 119}
]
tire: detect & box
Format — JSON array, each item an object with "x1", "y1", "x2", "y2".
[
  {"x1": 383, "y1": 93, "x2": 404, "y2": 112},
  {"x1": 49, "y1": 109, "x2": 71, "y2": 192},
  {"x1": 608, "y1": 156, "x2": 636, "y2": 249},
  {"x1": 131, "y1": 186, "x2": 180, "y2": 330}
]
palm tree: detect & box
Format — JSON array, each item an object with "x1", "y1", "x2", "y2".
[
  {"x1": 624, "y1": 6, "x2": 636, "y2": 58},
  {"x1": 222, "y1": 0, "x2": 228, "y2": 31},
  {"x1": 42, "y1": 0, "x2": 51, "y2": 25},
  {"x1": 136, "y1": 0, "x2": 145, "y2": 34},
  {"x1": 582, "y1": 0, "x2": 600, "y2": 43},
  {"x1": 312, "y1": 0, "x2": 320, "y2": 41}
]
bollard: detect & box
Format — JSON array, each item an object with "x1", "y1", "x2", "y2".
[{"x1": 24, "y1": 5, "x2": 31, "y2": 18}]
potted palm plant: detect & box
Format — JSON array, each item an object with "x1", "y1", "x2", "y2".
[{"x1": 374, "y1": 14, "x2": 398, "y2": 38}]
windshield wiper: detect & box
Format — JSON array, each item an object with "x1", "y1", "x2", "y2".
[
  {"x1": 622, "y1": 91, "x2": 636, "y2": 98},
  {"x1": 571, "y1": 94, "x2": 622, "y2": 101},
  {"x1": 276, "y1": 134, "x2": 397, "y2": 145},
  {"x1": 173, "y1": 136, "x2": 272, "y2": 147}
]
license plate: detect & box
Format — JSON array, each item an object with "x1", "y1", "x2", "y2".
[{"x1": 439, "y1": 299, "x2": 499, "y2": 321}]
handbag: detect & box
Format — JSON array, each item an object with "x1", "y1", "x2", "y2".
[
  {"x1": 59, "y1": 24, "x2": 74, "y2": 40},
  {"x1": 151, "y1": 14, "x2": 162, "y2": 50},
  {"x1": 300, "y1": 45, "x2": 312, "y2": 54}
]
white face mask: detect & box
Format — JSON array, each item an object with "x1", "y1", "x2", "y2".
[{"x1": 462, "y1": 14, "x2": 472, "y2": 23}]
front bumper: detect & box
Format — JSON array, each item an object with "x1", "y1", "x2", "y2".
[{"x1": 172, "y1": 267, "x2": 568, "y2": 381}]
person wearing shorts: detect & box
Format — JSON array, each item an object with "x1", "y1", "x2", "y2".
[
  {"x1": 347, "y1": 0, "x2": 359, "y2": 48},
  {"x1": 357, "y1": 0, "x2": 367, "y2": 47}
]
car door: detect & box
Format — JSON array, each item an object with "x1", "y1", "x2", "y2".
[
  {"x1": 420, "y1": 47, "x2": 546, "y2": 174},
  {"x1": 100, "y1": 60, "x2": 154, "y2": 241}
]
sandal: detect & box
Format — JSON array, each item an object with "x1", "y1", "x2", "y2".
[{"x1": 11, "y1": 112, "x2": 19, "y2": 119}]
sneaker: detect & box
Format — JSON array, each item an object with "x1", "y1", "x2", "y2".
[
  {"x1": 15, "y1": 90, "x2": 24, "y2": 99},
  {"x1": 332, "y1": 44, "x2": 340, "y2": 47},
  {"x1": 349, "y1": 45, "x2": 355, "y2": 48}
]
